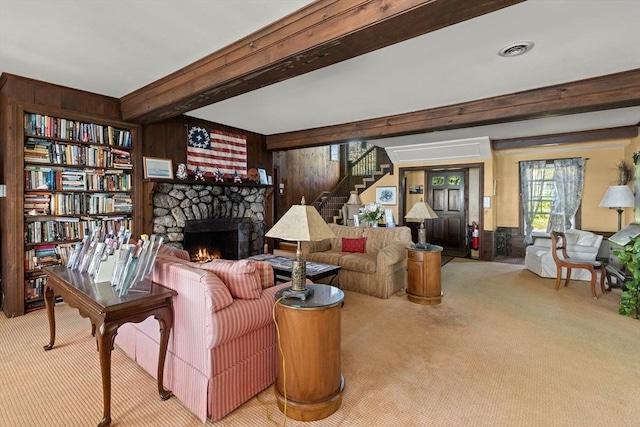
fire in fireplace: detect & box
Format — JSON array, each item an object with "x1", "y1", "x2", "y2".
[{"x1": 183, "y1": 218, "x2": 253, "y2": 261}]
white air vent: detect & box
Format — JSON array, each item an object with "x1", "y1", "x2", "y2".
[{"x1": 384, "y1": 137, "x2": 492, "y2": 164}]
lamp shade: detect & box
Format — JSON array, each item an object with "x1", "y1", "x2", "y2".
[
  {"x1": 346, "y1": 191, "x2": 362, "y2": 205},
  {"x1": 405, "y1": 201, "x2": 438, "y2": 221},
  {"x1": 265, "y1": 197, "x2": 336, "y2": 242},
  {"x1": 599, "y1": 185, "x2": 635, "y2": 208}
]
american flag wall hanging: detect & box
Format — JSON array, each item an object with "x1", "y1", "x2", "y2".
[{"x1": 187, "y1": 126, "x2": 247, "y2": 177}]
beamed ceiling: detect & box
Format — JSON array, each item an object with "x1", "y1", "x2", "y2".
[{"x1": 1, "y1": 0, "x2": 639, "y2": 151}]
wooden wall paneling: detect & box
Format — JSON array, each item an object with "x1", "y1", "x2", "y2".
[
  {"x1": 481, "y1": 230, "x2": 494, "y2": 261},
  {"x1": 278, "y1": 146, "x2": 341, "y2": 219},
  {"x1": 141, "y1": 115, "x2": 274, "y2": 232}
]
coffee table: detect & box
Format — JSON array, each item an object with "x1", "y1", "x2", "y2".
[{"x1": 249, "y1": 254, "x2": 341, "y2": 285}]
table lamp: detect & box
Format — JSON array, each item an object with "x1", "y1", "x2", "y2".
[
  {"x1": 599, "y1": 185, "x2": 635, "y2": 231},
  {"x1": 265, "y1": 196, "x2": 336, "y2": 299},
  {"x1": 405, "y1": 199, "x2": 438, "y2": 248}
]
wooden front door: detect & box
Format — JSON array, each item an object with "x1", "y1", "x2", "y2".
[{"x1": 426, "y1": 170, "x2": 468, "y2": 256}]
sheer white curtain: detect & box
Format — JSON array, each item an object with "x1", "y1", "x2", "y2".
[
  {"x1": 548, "y1": 158, "x2": 585, "y2": 232},
  {"x1": 520, "y1": 160, "x2": 547, "y2": 244}
]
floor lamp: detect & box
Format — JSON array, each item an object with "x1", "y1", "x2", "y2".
[{"x1": 599, "y1": 185, "x2": 635, "y2": 231}]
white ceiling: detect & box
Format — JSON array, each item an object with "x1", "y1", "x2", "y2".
[{"x1": 1, "y1": 0, "x2": 639, "y2": 148}]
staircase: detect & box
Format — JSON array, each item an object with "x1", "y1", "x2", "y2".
[{"x1": 312, "y1": 146, "x2": 393, "y2": 223}]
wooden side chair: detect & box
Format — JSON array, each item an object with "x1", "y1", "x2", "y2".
[{"x1": 550, "y1": 231, "x2": 606, "y2": 299}]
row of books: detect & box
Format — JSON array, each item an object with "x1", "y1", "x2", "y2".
[
  {"x1": 24, "y1": 139, "x2": 132, "y2": 168},
  {"x1": 24, "y1": 243, "x2": 75, "y2": 270},
  {"x1": 24, "y1": 217, "x2": 131, "y2": 244},
  {"x1": 25, "y1": 273, "x2": 48, "y2": 300},
  {"x1": 24, "y1": 113, "x2": 132, "y2": 147},
  {"x1": 24, "y1": 193, "x2": 133, "y2": 216},
  {"x1": 25, "y1": 167, "x2": 131, "y2": 192}
]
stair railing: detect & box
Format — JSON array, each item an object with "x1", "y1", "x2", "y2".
[{"x1": 313, "y1": 146, "x2": 392, "y2": 221}]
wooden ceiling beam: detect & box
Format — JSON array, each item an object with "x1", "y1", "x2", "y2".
[
  {"x1": 265, "y1": 69, "x2": 640, "y2": 150},
  {"x1": 491, "y1": 126, "x2": 639, "y2": 150},
  {"x1": 120, "y1": 0, "x2": 523, "y2": 124}
]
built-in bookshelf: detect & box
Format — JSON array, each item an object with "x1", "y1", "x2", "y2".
[{"x1": 19, "y1": 110, "x2": 138, "y2": 313}]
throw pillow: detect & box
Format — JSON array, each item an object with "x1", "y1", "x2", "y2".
[
  {"x1": 342, "y1": 237, "x2": 366, "y2": 253},
  {"x1": 197, "y1": 259, "x2": 262, "y2": 299},
  {"x1": 576, "y1": 232, "x2": 598, "y2": 247}
]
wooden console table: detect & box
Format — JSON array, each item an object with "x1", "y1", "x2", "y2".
[
  {"x1": 43, "y1": 266, "x2": 177, "y2": 427},
  {"x1": 274, "y1": 284, "x2": 345, "y2": 421}
]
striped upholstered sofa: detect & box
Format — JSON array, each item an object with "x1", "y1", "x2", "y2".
[{"x1": 114, "y1": 245, "x2": 290, "y2": 422}]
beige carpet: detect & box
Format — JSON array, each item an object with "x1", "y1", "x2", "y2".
[{"x1": 1, "y1": 259, "x2": 639, "y2": 426}]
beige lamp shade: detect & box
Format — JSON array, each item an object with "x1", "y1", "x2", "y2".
[
  {"x1": 346, "y1": 191, "x2": 362, "y2": 205},
  {"x1": 265, "y1": 197, "x2": 336, "y2": 242},
  {"x1": 405, "y1": 201, "x2": 438, "y2": 221}
]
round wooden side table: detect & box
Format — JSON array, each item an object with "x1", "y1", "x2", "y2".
[
  {"x1": 406, "y1": 244, "x2": 443, "y2": 305},
  {"x1": 274, "y1": 284, "x2": 345, "y2": 421}
]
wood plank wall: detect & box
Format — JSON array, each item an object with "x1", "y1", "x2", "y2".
[
  {"x1": 273, "y1": 146, "x2": 341, "y2": 218},
  {"x1": 141, "y1": 115, "x2": 275, "y2": 228}
]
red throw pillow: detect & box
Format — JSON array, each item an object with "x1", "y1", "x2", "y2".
[{"x1": 342, "y1": 237, "x2": 366, "y2": 253}]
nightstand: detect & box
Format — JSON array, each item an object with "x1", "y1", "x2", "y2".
[{"x1": 407, "y1": 244, "x2": 443, "y2": 305}]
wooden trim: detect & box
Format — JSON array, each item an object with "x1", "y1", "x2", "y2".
[
  {"x1": 492, "y1": 125, "x2": 639, "y2": 150},
  {"x1": 265, "y1": 69, "x2": 640, "y2": 150},
  {"x1": 120, "y1": 0, "x2": 523, "y2": 123}
]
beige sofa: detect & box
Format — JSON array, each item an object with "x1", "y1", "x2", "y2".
[{"x1": 301, "y1": 224, "x2": 413, "y2": 298}]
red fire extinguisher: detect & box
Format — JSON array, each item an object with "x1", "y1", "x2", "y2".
[{"x1": 471, "y1": 222, "x2": 480, "y2": 250}]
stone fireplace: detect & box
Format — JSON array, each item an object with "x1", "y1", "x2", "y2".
[{"x1": 151, "y1": 182, "x2": 267, "y2": 258}]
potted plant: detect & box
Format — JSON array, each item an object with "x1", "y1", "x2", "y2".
[{"x1": 613, "y1": 235, "x2": 640, "y2": 319}]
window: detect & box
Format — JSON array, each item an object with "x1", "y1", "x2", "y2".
[
  {"x1": 520, "y1": 158, "x2": 585, "y2": 244},
  {"x1": 525, "y1": 163, "x2": 556, "y2": 234}
]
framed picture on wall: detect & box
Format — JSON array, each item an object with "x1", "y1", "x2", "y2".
[
  {"x1": 143, "y1": 157, "x2": 174, "y2": 179},
  {"x1": 376, "y1": 186, "x2": 397, "y2": 205}
]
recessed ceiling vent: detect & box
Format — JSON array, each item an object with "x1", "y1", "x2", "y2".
[{"x1": 498, "y1": 41, "x2": 534, "y2": 57}]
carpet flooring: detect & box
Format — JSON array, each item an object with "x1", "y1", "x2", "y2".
[{"x1": 1, "y1": 259, "x2": 639, "y2": 426}]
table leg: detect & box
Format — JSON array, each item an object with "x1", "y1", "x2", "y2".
[
  {"x1": 155, "y1": 306, "x2": 174, "y2": 400},
  {"x1": 96, "y1": 321, "x2": 118, "y2": 427},
  {"x1": 43, "y1": 285, "x2": 56, "y2": 351}
]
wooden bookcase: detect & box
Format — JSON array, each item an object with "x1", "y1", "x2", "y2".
[{"x1": 2, "y1": 104, "x2": 140, "y2": 316}]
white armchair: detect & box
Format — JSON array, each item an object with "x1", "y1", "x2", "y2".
[{"x1": 525, "y1": 229, "x2": 603, "y2": 281}]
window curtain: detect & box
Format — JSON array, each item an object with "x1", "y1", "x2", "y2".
[
  {"x1": 520, "y1": 160, "x2": 547, "y2": 244},
  {"x1": 548, "y1": 158, "x2": 585, "y2": 232}
]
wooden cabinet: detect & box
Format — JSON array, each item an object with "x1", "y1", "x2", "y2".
[
  {"x1": 2, "y1": 105, "x2": 139, "y2": 316},
  {"x1": 274, "y1": 284, "x2": 345, "y2": 421},
  {"x1": 407, "y1": 246, "x2": 443, "y2": 305}
]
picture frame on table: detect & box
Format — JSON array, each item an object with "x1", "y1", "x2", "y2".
[
  {"x1": 376, "y1": 186, "x2": 397, "y2": 205},
  {"x1": 258, "y1": 168, "x2": 268, "y2": 185},
  {"x1": 143, "y1": 157, "x2": 174, "y2": 179}
]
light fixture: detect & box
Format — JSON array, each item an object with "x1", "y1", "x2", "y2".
[
  {"x1": 498, "y1": 41, "x2": 534, "y2": 57},
  {"x1": 599, "y1": 185, "x2": 635, "y2": 231},
  {"x1": 265, "y1": 196, "x2": 336, "y2": 299},
  {"x1": 346, "y1": 191, "x2": 361, "y2": 205},
  {"x1": 404, "y1": 199, "x2": 438, "y2": 248}
]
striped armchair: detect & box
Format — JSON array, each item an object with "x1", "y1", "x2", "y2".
[{"x1": 115, "y1": 247, "x2": 290, "y2": 422}]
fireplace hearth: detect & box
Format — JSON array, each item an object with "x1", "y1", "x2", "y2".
[{"x1": 183, "y1": 218, "x2": 253, "y2": 260}]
